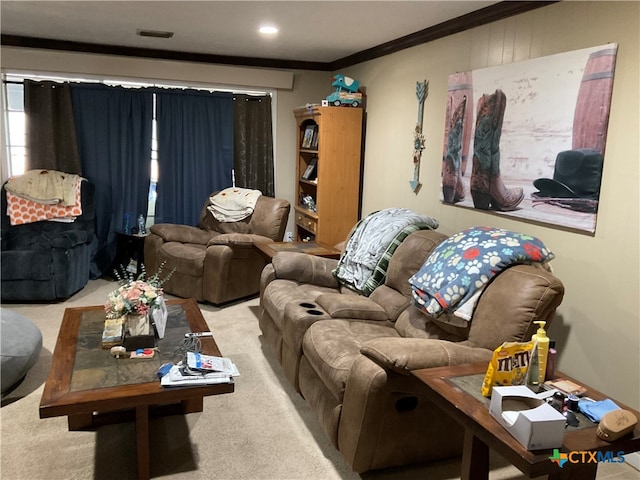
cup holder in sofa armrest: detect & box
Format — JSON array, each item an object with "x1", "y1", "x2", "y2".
[{"x1": 299, "y1": 303, "x2": 324, "y2": 315}]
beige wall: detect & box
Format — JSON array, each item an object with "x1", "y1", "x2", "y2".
[
  {"x1": 2, "y1": 1, "x2": 638, "y2": 407},
  {"x1": 341, "y1": 1, "x2": 639, "y2": 407}
]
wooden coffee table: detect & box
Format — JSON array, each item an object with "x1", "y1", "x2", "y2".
[
  {"x1": 255, "y1": 240, "x2": 341, "y2": 260},
  {"x1": 39, "y1": 298, "x2": 234, "y2": 480},
  {"x1": 412, "y1": 362, "x2": 640, "y2": 480}
]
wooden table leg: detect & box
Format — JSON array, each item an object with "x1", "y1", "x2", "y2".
[
  {"x1": 461, "y1": 428, "x2": 489, "y2": 480},
  {"x1": 68, "y1": 412, "x2": 94, "y2": 430},
  {"x1": 136, "y1": 405, "x2": 150, "y2": 480},
  {"x1": 181, "y1": 397, "x2": 203, "y2": 414}
]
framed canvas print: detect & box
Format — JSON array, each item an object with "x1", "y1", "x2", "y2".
[{"x1": 440, "y1": 43, "x2": 617, "y2": 235}]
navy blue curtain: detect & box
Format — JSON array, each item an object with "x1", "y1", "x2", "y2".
[
  {"x1": 155, "y1": 89, "x2": 234, "y2": 226},
  {"x1": 71, "y1": 84, "x2": 153, "y2": 277}
]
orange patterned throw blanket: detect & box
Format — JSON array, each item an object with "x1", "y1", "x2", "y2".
[{"x1": 6, "y1": 170, "x2": 83, "y2": 225}]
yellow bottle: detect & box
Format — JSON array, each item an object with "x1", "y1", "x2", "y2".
[{"x1": 531, "y1": 321, "x2": 549, "y2": 385}]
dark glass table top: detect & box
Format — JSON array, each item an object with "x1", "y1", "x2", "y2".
[{"x1": 70, "y1": 303, "x2": 192, "y2": 392}]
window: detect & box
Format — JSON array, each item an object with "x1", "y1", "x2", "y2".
[
  {"x1": 2, "y1": 73, "x2": 270, "y2": 227},
  {"x1": 4, "y1": 81, "x2": 26, "y2": 177}
]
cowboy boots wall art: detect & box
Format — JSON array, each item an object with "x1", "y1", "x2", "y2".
[
  {"x1": 443, "y1": 71, "x2": 474, "y2": 177},
  {"x1": 470, "y1": 89, "x2": 524, "y2": 211},
  {"x1": 442, "y1": 96, "x2": 467, "y2": 203}
]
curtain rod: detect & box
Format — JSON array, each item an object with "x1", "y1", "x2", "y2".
[{"x1": 2, "y1": 78, "x2": 271, "y2": 97}]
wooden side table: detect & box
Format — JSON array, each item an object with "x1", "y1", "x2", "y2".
[
  {"x1": 255, "y1": 241, "x2": 341, "y2": 260},
  {"x1": 112, "y1": 231, "x2": 149, "y2": 277},
  {"x1": 412, "y1": 362, "x2": 640, "y2": 480}
]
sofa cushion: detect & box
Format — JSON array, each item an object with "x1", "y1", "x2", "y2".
[
  {"x1": 160, "y1": 242, "x2": 206, "y2": 276},
  {"x1": 246, "y1": 195, "x2": 291, "y2": 240},
  {"x1": 385, "y1": 230, "x2": 448, "y2": 297},
  {"x1": 151, "y1": 223, "x2": 216, "y2": 245},
  {"x1": 272, "y1": 252, "x2": 340, "y2": 289},
  {"x1": 302, "y1": 320, "x2": 400, "y2": 401},
  {"x1": 315, "y1": 293, "x2": 389, "y2": 321},
  {"x1": 394, "y1": 306, "x2": 469, "y2": 342},
  {"x1": 467, "y1": 264, "x2": 564, "y2": 350},
  {"x1": 368, "y1": 285, "x2": 411, "y2": 322},
  {"x1": 199, "y1": 205, "x2": 253, "y2": 234},
  {"x1": 359, "y1": 222, "x2": 437, "y2": 296},
  {"x1": 208, "y1": 233, "x2": 272, "y2": 247}
]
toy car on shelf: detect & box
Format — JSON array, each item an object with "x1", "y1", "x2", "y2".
[
  {"x1": 326, "y1": 74, "x2": 362, "y2": 107},
  {"x1": 326, "y1": 90, "x2": 363, "y2": 107}
]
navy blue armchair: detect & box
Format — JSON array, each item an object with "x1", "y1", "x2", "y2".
[{"x1": 1, "y1": 180, "x2": 96, "y2": 302}]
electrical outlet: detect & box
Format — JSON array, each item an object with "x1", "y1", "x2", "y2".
[{"x1": 284, "y1": 231, "x2": 294, "y2": 242}]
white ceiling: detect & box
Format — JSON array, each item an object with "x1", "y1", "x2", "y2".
[{"x1": 1, "y1": 1, "x2": 499, "y2": 64}]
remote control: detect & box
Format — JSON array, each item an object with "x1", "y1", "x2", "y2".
[{"x1": 185, "y1": 332, "x2": 213, "y2": 338}]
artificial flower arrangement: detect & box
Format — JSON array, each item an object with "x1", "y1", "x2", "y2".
[{"x1": 105, "y1": 262, "x2": 174, "y2": 320}]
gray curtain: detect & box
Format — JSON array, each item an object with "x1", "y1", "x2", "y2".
[
  {"x1": 24, "y1": 80, "x2": 82, "y2": 174},
  {"x1": 233, "y1": 94, "x2": 274, "y2": 196}
]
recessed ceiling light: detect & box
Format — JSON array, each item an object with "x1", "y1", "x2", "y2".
[
  {"x1": 137, "y1": 29, "x2": 174, "y2": 39},
  {"x1": 259, "y1": 25, "x2": 278, "y2": 35}
]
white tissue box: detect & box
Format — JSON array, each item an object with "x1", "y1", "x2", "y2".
[{"x1": 489, "y1": 385, "x2": 566, "y2": 450}]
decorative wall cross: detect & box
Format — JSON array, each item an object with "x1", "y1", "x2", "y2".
[{"x1": 410, "y1": 80, "x2": 428, "y2": 193}]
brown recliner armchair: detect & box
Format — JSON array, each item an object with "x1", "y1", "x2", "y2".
[{"x1": 145, "y1": 193, "x2": 290, "y2": 305}]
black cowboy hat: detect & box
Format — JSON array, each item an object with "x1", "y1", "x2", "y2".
[{"x1": 533, "y1": 149, "x2": 604, "y2": 199}]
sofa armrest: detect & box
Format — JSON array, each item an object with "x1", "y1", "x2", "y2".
[
  {"x1": 50, "y1": 230, "x2": 89, "y2": 248},
  {"x1": 315, "y1": 293, "x2": 389, "y2": 321},
  {"x1": 207, "y1": 233, "x2": 273, "y2": 247},
  {"x1": 360, "y1": 337, "x2": 493, "y2": 375},
  {"x1": 150, "y1": 224, "x2": 214, "y2": 245},
  {"x1": 272, "y1": 252, "x2": 339, "y2": 288}
]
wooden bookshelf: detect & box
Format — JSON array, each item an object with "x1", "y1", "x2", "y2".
[{"x1": 293, "y1": 105, "x2": 364, "y2": 246}]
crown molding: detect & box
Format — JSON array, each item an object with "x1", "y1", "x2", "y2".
[
  {"x1": 0, "y1": 35, "x2": 331, "y2": 71},
  {"x1": 331, "y1": 1, "x2": 557, "y2": 70},
  {"x1": 1, "y1": 1, "x2": 557, "y2": 72}
]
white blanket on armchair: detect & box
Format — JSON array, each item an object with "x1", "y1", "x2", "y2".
[{"x1": 207, "y1": 187, "x2": 262, "y2": 222}]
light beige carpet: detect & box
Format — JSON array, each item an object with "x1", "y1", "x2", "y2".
[{"x1": 1, "y1": 279, "x2": 635, "y2": 480}]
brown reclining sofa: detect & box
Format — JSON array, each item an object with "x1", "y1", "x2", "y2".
[{"x1": 259, "y1": 229, "x2": 564, "y2": 472}]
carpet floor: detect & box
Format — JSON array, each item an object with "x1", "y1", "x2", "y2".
[{"x1": 1, "y1": 279, "x2": 635, "y2": 480}]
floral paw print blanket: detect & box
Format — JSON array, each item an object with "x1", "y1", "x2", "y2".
[{"x1": 409, "y1": 226, "x2": 554, "y2": 322}]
